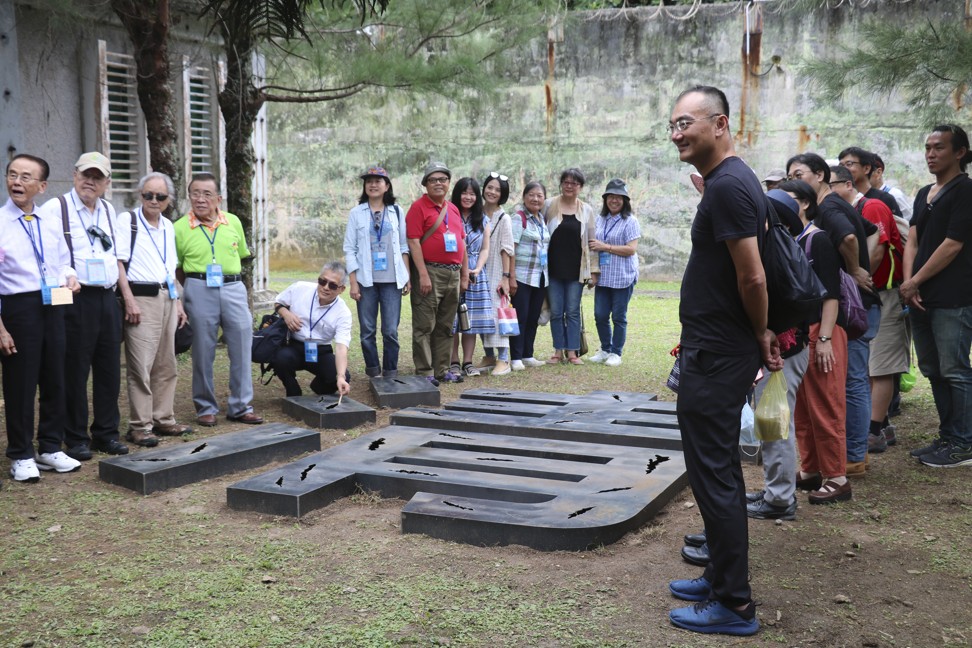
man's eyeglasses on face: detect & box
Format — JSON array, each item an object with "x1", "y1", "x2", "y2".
[
  {"x1": 426, "y1": 176, "x2": 450, "y2": 185},
  {"x1": 840, "y1": 160, "x2": 860, "y2": 168},
  {"x1": 489, "y1": 172, "x2": 509, "y2": 182},
  {"x1": 318, "y1": 278, "x2": 342, "y2": 290},
  {"x1": 561, "y1": 181, "x2": 580, "y2": 187},
  {"x1": 142, "y1": 192, "x2": 169, "y2": 202},
  {"x1": 667, "y1": 114, "x2": 722, "y2": 135},
  {"x1": 829, "y1": 181, "x2": 850, "y2": 188},
  {"x1": 190, "y1": 190, "x2": 217, "y2": 200},
  {"x1": 7, "y1": 172, "x2": 36, "y2": 184}
]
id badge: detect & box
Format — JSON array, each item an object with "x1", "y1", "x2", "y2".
[
  {"x1": 206, "y1": 263, "x2": 224, "y2": 288},
  {"x1": 41, "y1": 276, "x2": 58, "y2": 305},
  {"x1": 304, "y1": 341, "x2": 318, "y2": 363},
  {"x1": 539, "y1": 250, "x2": 548, "y2": 268},
  {"x1": 599, "y1": 251, "x2": 611, "y2": 266},
  {"x1": 166, "y1": 274, "x2": 179, "y2": 300},
  {"x1": 373, "y1": 249, "x2": 388, "y2": 272},
  {"x1": 86, "y1": 258, "x2": 107, "y2": 285},
  {"x1": 443, "y1": 231, "x2": 458, "y2": 253}
]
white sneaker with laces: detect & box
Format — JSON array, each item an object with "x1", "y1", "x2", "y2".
[
  {"x1": 511, "y1": 359, "x2": 525, "y2": 371},
  {"x1": 10, "y1": 458, "x2": 41, "y2": 483},
  {"x1": 522, "y1": 357, "x2": 545, "y2": 367},
  {"x1": 605, "y1": 353, "x2": 623, "y2": 367},
  {"x1": 37, "y1": 451, "x2": 82, "y2": 473},
  {"x1": 588, "y1": 350, "x2": 610, "y2": 363}
]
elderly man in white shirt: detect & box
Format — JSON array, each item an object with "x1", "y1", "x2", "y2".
[
  {"x1": 116, "y1": 172, "x2": 192, "y2": 447},
  {"x1": 272, "y1": 261, "x2": 352, "y2": 397},
  {"x1": 0, "y1": 154, "x2": 81, "y2": 482}
]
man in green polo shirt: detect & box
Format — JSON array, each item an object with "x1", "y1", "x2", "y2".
[{"x1": 174, "y1": 173, "x2": 263, "y2": 427}]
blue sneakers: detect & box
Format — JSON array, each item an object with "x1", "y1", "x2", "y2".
[
  {"x1": 669, "y1": 600, "x2": 759, "y2": 636},
  {"x1": 669, "y1": 576, "x2": 711, "y2": 601}
]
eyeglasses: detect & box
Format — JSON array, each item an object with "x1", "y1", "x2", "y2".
[
  {"x1": 141, "y1": 192, "x2": 169, "y2": 202},
  {"x1": 488, "y1": 172, "x2": 509, "y2": 182},
  {"x1": 828, "y1": 181, "x2": 850, "y2": 187},
  {"x1": 561, "y1": 180, "x2": 581, "y2": 187},
  {"x1": 426, "y1": 176, "x2": 450, "y2": 185},
  {"x1": 189, "y1": 190, "x2": 218, "y2": 200},
  {"x1": 840, "y1": 160, "x2": 860, "y2": 168},
  {"x1": 86, "y1": 225, "x2": 113, "y2": 251},
  {"x1": 318, "y1": 278, "x2": 342, "y2": 290},
  {"x1": 667, "y1": 114, "x2": 722, "y2": 135},
  {"x1": 6, "y1": 172, "x2": 38, "y2": 183}
]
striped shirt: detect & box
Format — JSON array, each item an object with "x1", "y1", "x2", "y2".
[
  {"x1": 511, "y1": 208, "x2": 548, "y2": 288},
  {"x1": 594, "y1": 212, "x2": 640, "y2": 289}
]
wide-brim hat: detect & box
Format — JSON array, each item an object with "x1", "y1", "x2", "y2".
[
  {"x1": 421, "y1": 161, "x2": 451, "y2": 186},
  {"x1": 766, "y1": 189, "x2": 802, "y2": 232},
  {"x1": 361, "y1": 166, "x2": 390, "y2": 180},
  {"x1": 602, "y1": 178, "x2": 629, "y2": 199},
  {"x1": 75, "y1": 151, "x2": 111, "y2": 177}
]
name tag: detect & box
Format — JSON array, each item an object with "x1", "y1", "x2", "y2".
[
  {"x1": 50, "y1": 287, "x2": 73, "y2": 306},
  {"x1": 443, "y1": 231, "x2": 458, "y2": 253},
  {"x1": 599, "y1": 251, "x2": 611, "y2": 266},
  {"x1": 304, "y1": 341, "x2": 318, "y2": 363},
  {"x1": 86, "y1": 258, "x2": 107, "y2": 285},
  {"x1": 166, "y1": 274, "x2": 179, "y2": 300},
  {"x1": 41, "y1": 276, "x2": 58, "y2": 305},
  {"x1": 372, "y1": 245, "x2": 388, "y2": 272},
  {"x1": 539, "y1": 250, "x2": 548, "y2": 268},
  {"x1": 206, "y1": 263, "x2": 223, "y2": 288}
]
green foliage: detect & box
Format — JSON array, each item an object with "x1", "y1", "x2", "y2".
[{"x1": 801, "y1": 18, "x2": 972, "y2": 126}]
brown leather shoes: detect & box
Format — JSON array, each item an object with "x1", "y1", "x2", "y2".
[
  {"x1": 196, "y1": 414, "x2": 218, "y2": 427},
  {"x1": 227, "y1": 412, "x2": 263, "y2": 425},
  {"x1": 154, "y1": 423, "x2": 193, "y2": 437},
  {"x1": 808, "y1": 479, "x2": 852, "y2": 505},
  {"x1": 125, "y1": 429, "x2": 160, "y2": 447},
  {"x1": 795, "y1": 472, "x2": 823, "y2": 491}
]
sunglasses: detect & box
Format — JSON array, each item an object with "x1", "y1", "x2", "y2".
[
  {"x1": 318, "y1": 278, "x2": 342, "y2": 290},
  {"x1": 488, "y1": 172, "x2": 509, "y2": 182},
  {"x1": 86, "y1": 225, "x2": 113, "y2": 251},
  {"x1": 142, "y1": 192, "x2": 169, "y2": 202}
]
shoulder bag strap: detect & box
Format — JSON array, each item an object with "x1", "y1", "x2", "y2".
[
  {"x1": 59, "y1": 195, "x2": 75, "y2": 268},
  {"x1": 100, "y1": 198, "x2": 116, "y2": 245},
  {"x1": 123, "y1": 211, "x2": 139, "y2": 271},
  {"x1": 420, "y1": 204, "x2": 449, "y2": 244}
]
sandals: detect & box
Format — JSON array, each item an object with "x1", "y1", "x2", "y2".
[
  {"x1": 462, "y1": 362, "x2": 481, "y2": 377},
  {"x1": 547, "y1": 354, "x2": 565, "y2": 364},
  {"x1": 568, "y1": 356, "x2": 584, "y2": 365}
]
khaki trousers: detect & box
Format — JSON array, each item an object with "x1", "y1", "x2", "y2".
[
  {"x1": 410, "y1": 264, "x2": 460, "y2": 377},
  {"x1": 124, "y1": 292, "x2": 179, "y2": 432}
]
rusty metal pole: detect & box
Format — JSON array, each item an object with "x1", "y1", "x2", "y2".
[{"x1": 736, "y1": 2, "x2": 762, "y2": 149}]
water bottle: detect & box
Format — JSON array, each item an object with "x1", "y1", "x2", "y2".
[{"x1": 458, "y1": 301, "x2": 471, "y2": 332}]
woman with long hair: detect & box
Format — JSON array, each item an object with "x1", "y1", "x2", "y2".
[{"x1": 475, "y1": 172, "x2": 515, "y2": 375}]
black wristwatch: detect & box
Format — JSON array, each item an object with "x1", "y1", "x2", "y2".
[
  {"x1": 818, "y1": 335, "x2": 831, "y2": 342},
  {"x1": 502, "y1": 272, "x2": 511, "y2": 278}
]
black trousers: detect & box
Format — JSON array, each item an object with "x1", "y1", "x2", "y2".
[
  {"x1": 1, "y1": 292, "x2": 66, "y2": 460},
  {"x1": 63, "y1": 286, "x2": 122, "y2": 446},
  {"x1": 273, "y1": 341, "x2": 347, "y2": 397},
  {"x1": 509, "y1": 277, "x2": 546, "y2": 361},
  {"x1": 676, "y1": 346, "x2": 761, "y2": 608}
]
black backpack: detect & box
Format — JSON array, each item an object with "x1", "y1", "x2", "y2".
[{"x1": 251, "y1": 313, "x2": 290, "y2": 384}]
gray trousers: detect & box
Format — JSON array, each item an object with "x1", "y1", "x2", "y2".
[
  {"x1": 183, "y1": 278, "x2": 254, "y2": 418},
  {"x1": 753, "y1": 345, "x2": 809, "y2": 506}
]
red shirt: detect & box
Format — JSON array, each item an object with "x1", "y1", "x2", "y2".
[
  {"x1": 405, "y1": 194, "x2": 465, "y2": 265},
  {"x1": 858, "y1": 196, "x2": 903, "y2": 288}
]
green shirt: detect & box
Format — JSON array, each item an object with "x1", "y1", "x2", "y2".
[{"x1": 174, "y1": 211, "x2": 251, "y2": 274}]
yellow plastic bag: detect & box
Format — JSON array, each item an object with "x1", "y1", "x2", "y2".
[{"x1": 755, "y1": 370, "x2": 789, "y2": 442}]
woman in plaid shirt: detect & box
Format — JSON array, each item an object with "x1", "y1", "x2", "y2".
[{"x1": 508, "y1": 182, "x2": 550, "y2": 371}]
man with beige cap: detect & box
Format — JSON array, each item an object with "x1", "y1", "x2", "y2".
[{"x1": 38, "y1": 152, "x2": 128, "y2": 460}]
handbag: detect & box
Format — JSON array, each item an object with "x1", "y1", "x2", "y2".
[
  {"x1": 496, "y1": 293, "x2": 519, "y2": 336},
  {"x1": 666, "y1": 345, "x2": 680, "y2": 393},
  {"x1": 803, "y1": 230, "x2": 868, "y2": 339},
  {"x1": 252, "y1": 313, "x2": 290, "y2": 364}
]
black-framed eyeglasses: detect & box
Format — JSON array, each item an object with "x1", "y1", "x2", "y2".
[
  {"x1": 489, "y1": 172, "x2": 509, "y2": 182},
  {"x1": 86, "y1": 225, "x2": 113, "y2": 251},
  {"x1": 828, "y1": 181, "x2": 850, "y2": 187},
  {"x1": 667, "y1": 113, "x2": 722, "y2": 135},
  {"x1": 318, "y1": 278, "x2": 342, "y2": 290},
  {"x1": 141, "y1": 192, "x2": 169, "y2": 202},
  {"x1": 426, "y1": 176, "x2": 450, "y2": 185}
]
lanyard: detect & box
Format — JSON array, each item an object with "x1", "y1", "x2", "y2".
[
  {"x1": 18, "y1": 214, "x2": 46, "y2": 275},
  {"x1": 530, "y1": 214, "x2": 546, "y2": 244},
  {"x1": 74, "y1": 198, "x2": 100, "y2": 251},
  {"x1": 308, "y1": 293, "x2": 337, "y2": 337},
  {"x1": 198, "y1": 223, "x2": 219, "y2": 262},
  {"x1": 373, "y1": 208, "x2": 386, "y2": 242},
  {"x1": 798, "y1": 222, "x2": 814, "y2": 240},
  {"x1": 600, "y1": 214, "x2": 623, "y2": 241},
  {"x1": 136, "y1": 208, "x2": 168, "y2": 266}
]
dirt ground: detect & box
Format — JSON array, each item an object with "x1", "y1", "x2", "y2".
[{"x1": 3, "y1": 353, "x2": 971, "y2": 647}]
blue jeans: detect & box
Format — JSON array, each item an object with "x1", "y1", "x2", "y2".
[
  {"x1": 547, "y1": 278, "x2": 584, "y2": 352},
  {"x1": 845, "y1": 304, "x2": 881, "y2": 462},
  {"x1": 594, "y1": 284, "x2": 634, "y2": 355},
  {"x1": 356, "y1": 282, "x2": 402, "y2": 377},
  {"x1": 912, "y1": 305, "x2": 972, "y2": 446}
]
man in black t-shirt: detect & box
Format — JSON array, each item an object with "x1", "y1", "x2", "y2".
[
  {"x1": 839, "y1": 146, "x2": 903, "y2": 220},
  {"x1": 901, "y1": 124, "x2": 972, "y2": 468},
  {"x1": 666, "y1": 85, "x2": 782, "y2": 637}
]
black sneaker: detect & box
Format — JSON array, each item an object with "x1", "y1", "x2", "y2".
[
  {"x1": 92, "y1": 438, "x2": 130, "y2": 455},
  {"x1": 920, "y1": 443, "x2": 972, "y2": 468},
  {"x1": 745, "y1": 489, "x2": 765, "y2": 503},
  {"x1": 747, "y1": 496, "x2": 797, "y2": 520},
  {"x1": 910, "y1": 438, "x2": 947, "y2": 458},
  {"x1": 65, "y1": 443, "x2": 93, "y2": 461}
]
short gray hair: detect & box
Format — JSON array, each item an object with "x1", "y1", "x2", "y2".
[
  {"x1": 320, "y1": 261, "x2": 348, "y2": 286},
  {"x1": 137, "y1": 172, "x2": 176, "y2": 197}
]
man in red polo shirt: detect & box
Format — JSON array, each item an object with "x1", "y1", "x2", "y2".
[{"x1": 406, "y1": 162, "x2": 469, "y2": 385}]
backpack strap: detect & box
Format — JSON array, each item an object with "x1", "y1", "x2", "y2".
[
  {"x1": 100, "y1": 198, "x2": 117, "y2": 246},
  {"x1": 58, "y1": 195, "x2": 75, "y2": 269},
  {"x1": 122, "y1": 210, "x2": 139, "y2": 271}
]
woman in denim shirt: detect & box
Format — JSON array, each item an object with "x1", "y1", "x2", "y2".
[
  {"x1": 509, "y1": 182, "x2": 550, "y2": 371},
  {"x1": 342, "y1": 166, "x2": 411, "y2": 378}
]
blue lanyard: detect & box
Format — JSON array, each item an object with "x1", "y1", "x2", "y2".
[
  {"x1": 136, "y1": 208, "x2": 168, "y2": 265},
  {"x1": 530, "y1": 214, "x2": 546, "y2": 244},
  {"x1": 18, "y1": 214, "x2": 46, "y2": 275},
  {"x1": 308, "y1": 293, "x2": 337, "y2": 336},
  {"x1": 600, "y1": 214, "x2": 623, "y2": 241},
  {"x1": 198, "y1": 223, "x2": 219, "y2": 262},
  {"x1": 373, "y1": 208, "x2": 386, "y2": 242},
  {"x1": 798, "y1": 222, "x2": 814, "y2": 240},
  {"x1": 74, "y1": 197, "x2": 100, "y2": 250}
]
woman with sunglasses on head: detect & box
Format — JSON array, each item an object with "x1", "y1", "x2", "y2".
[
  {"x1": 116, "y1": 172, "x2": 192, "y2": 447},
  {"x1": 543, "y1": 168, "x2": 599, "y2": 365},
  {"x1": 342, "y1": 166, "x2": 410, "y2": 379},
  {"x1": 587, "y1": 179, "x2": 640, "y2": 367},
  {"x1": 475, "y1": 172, "x2": 515, "y2": 375},
  {"x1": 448, "y1": 178, "x2": 494, "y2": 377},
  {"x1": 509, "y1": 182, "x2": 550, "y2": 370}
]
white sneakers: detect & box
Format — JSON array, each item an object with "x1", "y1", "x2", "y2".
[
  {"x1": 604, "y1": 353, "x2": 623, "y2": 367},
  {"x1": 37, "y1": 451, "x2": 82, "y2": 473},
  {"x1": 521, "y1": 357, "x2": 545, "y2": 367},
  {"x1": 10, "y1": 453, "x2": 82, "y2": 482},
  {"x1": 511, "y1": 359, "x2": 525, "y2": 371},
  {"x1": 10, "y1": 458, "x2": 41, "y2": 483},
  {"x1": 589, "y1": 349, "x2": 610, "y2": 363}
]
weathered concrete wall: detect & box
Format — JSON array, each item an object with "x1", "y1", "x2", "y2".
[{"x1": 269, "y1": 0, "x2": 960, "y2": 278}]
